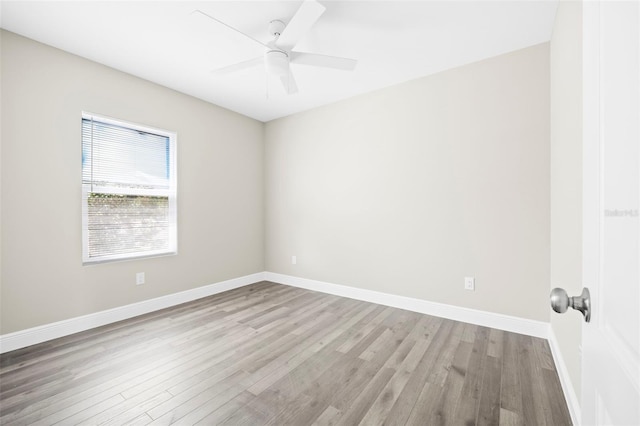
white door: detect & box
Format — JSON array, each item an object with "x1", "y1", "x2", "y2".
[{"x1": 582, "y1": 1, "x2": 640, "y2": 425}]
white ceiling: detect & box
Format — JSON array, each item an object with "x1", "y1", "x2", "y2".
[{"x1": 0, "y1": 1, "x2": 558, "y2": 122}]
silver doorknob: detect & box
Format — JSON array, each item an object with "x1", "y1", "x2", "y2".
[{"x1": 550, "y1": 287, "x2": 591, "y2": 322}]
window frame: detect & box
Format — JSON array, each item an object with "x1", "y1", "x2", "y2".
[{"x1": 81, "y1": 112, "x2": 177, "y2": 265}]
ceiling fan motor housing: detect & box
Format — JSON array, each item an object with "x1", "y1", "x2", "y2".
[
  {"x1": 268, "y1": 20, "x2": 286, "y2": 38},
  {"x1": 265, "y1": 50, "x2": 289, "y2": 77}
]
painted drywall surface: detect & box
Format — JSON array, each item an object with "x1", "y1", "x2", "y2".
[
  {"x1": 0, "y1": 31, "x2": 4, "y2": 328},
  {"x1": 550, "y1": 0, "x2": 583, "y2": 400},
  {"x1": 265, "y1": 43, "x2": 551, "y2": 321},
  {"x1": 0, "y1": 31, "x2": 264, "y2": 334}
]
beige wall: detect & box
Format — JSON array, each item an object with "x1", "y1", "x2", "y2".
[
  {"x1": 1, "y1": 30, "x2": 556, "y2": 337},
  {"x1": 265, "y1": 43, "x2": 551, "y2": 321},
  {"x1": 0, "y1": 31, "x2": 264, "y2": 334},
  {"x1": 550, "y1": 0, "x2": 583, "y2": 400}
]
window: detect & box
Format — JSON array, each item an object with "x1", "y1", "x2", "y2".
[{"x1": 82, "y1": 113, "x2": 177, "y2": 264}]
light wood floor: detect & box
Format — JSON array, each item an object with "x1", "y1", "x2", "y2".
[{"x1": 0, "y1": 281, "x2": 571, "y2": 425}]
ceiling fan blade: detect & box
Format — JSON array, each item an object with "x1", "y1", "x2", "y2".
[
  {"x1": 192, "y1": 10, "x2": 270, "y2": 49},
  {"x1": 212, "y1": 57, "x2": 263, "y2": 75},
  {"x1": 290, "y1": 52, "x2": 357, "y2": 71},
  {"x1": 276, "y1": 0, "x2": 326, "y2": 51},
  {"x1": 280, "y1": 71, "x2": 299, "y2": 95}
]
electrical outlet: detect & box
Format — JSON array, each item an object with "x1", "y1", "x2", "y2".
[
  {"x1": 291, "y1": 255, "x2": 297, "y2": 265},
  {"x1": 464, "y1": 277, "x2": 475, "y2": 291},
  {"x1": 136, "y1": 272, "x2": 145, "y2": 285}
]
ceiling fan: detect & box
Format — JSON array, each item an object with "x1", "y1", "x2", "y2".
[{"x1": 194, "y1": 0, "x2": 357, "y2": 95}]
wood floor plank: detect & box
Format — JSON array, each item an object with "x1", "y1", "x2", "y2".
[
  {"x1": 265, "y1": 355, "x2": 368, "y2": 425},
  {"x1": 219, "y1": 347, "x2": 344, "y2": 425},
  {"x1": 324, "y1": 352, "x2": 392, "y2": 415},
  {"x1": 238, "y1": 311, "x2": 345, "y2": 375},
  {"x1": 540, "y1": 368, "x2": 572, "y2": 426},
  {"x1": 499, "y1": 407, "x2": 522, "y2": 426},
  {"x1": 101, "y1": 395, "x2": 167, "y2": 426},
  {"x1": 476, "y1": 355, "x2": 502, "y2": 426},
  {"x1": 34, "y1": 393, "x2": 126, "y2": 426},
  {"x1": 334, "y1": 365, "x2": 397, "y2": 426},
  {"x1": 80, "y1": 390, "x2": 173, "y2": 426},
  {"x1": 337, "y1": 308, "x2": 387, "y2": 353},
  {"x1": 487, "y1": 328, "x2": 505, "y2": 359},
  {"x1": 192, "y1": 391, "x2": 255, "y2": 425},
  {"x1": 367, "y1": 311, "x2": 425, "y2": 367},
  {"x1": 148, "y1": 371, "x2": 251, "y2": 425},
  {"x1": 382, "y1": 320, "x2": 455, "y2": 426},
  {"x1": 427, "y1": 321, "x2": 466, "y2": 387},
  {"x1": 1, "y1": 337, "x2": 219, "y2": 423},
  {"x1": 124, "y1": 413, "x2": 154, "y2": 426},
  {"x1": 451, "y1": 326, "x2": 491, "y2": 425},
  {"x1": 462, "y1": 322, "x2": 479, "y2": 343},
  {"x1": 313, "y1": 405, "x2": 342, "y2": 426},
  {"x1": 245, "y1": 322, "x2": 348, "y2": 395},
  {"x1": 532, "y1": 336, "x2": 556, "y2": 371},
  {"x1": 0, "y1": 282, "x2": 572, "y2": 426},
  {"x1": 356, "y1": 333, "x2": 434, "y2": 425},
  {"x1": 0, "y1": 282, "x2": 270, "y2": 370},
  {"x1": 424, "y1": 340, "x2": 474, "y2": 425},
  {"x1": 342, "y1": 324, "x2": 388, "y2": 358},
  {"x1": 517, "y1": 334, "x2": 554, "y2": 426},
  {"x1": 404, "y1": 321, "x2": 466, "y2": 424},
  {"x1": 359, "y1": 328, "x2": 395, "y2": 361},
  {"x1": 380, "y1": 316, "x2": 432, "y2": 370},
  {"x1": 500, "y1": 331, "x2": 524, "y2": 418}
]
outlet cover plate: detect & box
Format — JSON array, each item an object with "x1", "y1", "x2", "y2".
[{"x1": 464, "y1": 277, "x2": 475, "y2": 291}]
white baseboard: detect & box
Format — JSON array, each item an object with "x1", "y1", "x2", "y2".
[
  {"x1": 264, "y1": 272, "x2": 549, "y2": 338},
  {"x1": 548, "y1": 327, "x2": 582, "y2": 426},
  {"x1": 0, "y1": 272, "x2": 265, "y2": 354}
]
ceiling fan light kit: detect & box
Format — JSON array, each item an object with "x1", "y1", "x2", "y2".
[
  {"x1": 197, "y1": 0, "x2": 357, "y2": 95},
  {"x1": 265, "y1": 50, "x2": 289, "y2": 77}
]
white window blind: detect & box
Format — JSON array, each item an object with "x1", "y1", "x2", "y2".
[{"x1": 81, "y1": 113, "x2": 177, "y2": 264}]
